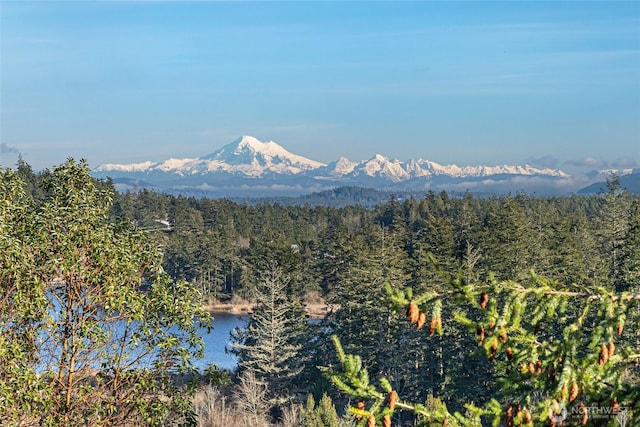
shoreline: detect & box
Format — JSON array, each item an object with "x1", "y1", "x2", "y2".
[{"x1": 205, "y1": 302, "x2": 332, "y2": 319}]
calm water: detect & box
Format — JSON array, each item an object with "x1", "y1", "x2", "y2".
[
  {"x1": 195, "y1": 313, "x2": 322, "y2": 372},
  {"x1": 197, "y1": 312, "x2": 248, "y2": 371}
]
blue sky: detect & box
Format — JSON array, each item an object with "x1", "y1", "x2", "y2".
[{"x1": 1, "y1": 1, "x2": 639, "y2": 173}]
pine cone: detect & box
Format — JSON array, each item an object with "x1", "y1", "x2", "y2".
[
  {"x1": 578, "y1": 402, "x2": 588, "y2": 425},
  {"x1": 528, "y1": 362, "x2": 535, "y2": 374},
  {"x1": 356, "y1": 401, "x2": 365, "y2": 421},
  {"x1": 429, "y1": 317, "x2": 436, "y2": 336},
  {"x1": 407, "y1": 302, "x2": 419, "y2": 324},
  {"x1": 480, "y1": 292, "x2": 489, "y2": 309},
  {"x1": 367, "y1": 413, "x2": 376, "y2": 427},
  {"x1": 617, "y1": 322, "x2": 624, "y2": 336},
  {"x1": 433, "y1": 315, "x2": 442, "y2": 335},
  {"x1": 522, "y1": 409, "x2": 533, "y2": 425},
  {"x1": 490, "y1": 342, "x2": 498, "y2": 360},
  {"x1": 499, "y1": 325, "x2": 507, "y2": 343},
  {"x1": 536, "y1": 360, "x2": 543, "y2": 374},
  {"x1": 608, "y1": 340, "x2": 615, "y2": 357},
  {"x1": 477, "y1": 324, "x2": 485, "y2": 345},
  {"x1": 505, "y1": 404, "x2": 514, "y2": 427},
  {"x1": 388, "y1": 390, "x2": 398, "y2": 411},
  {"x1": 417, "y1": 312, "x2": 427, "y2": 330},
  {"x1": 599, "y1": 343, "x2": 609, "y2": 366},
  {"x1": 569, "y1": 381, "x2": 579, "y2": 402},
  {"x1": 506, "y1": 347, "x2": 514, "y2": 360},
  {"x1": 383, "y1": 414, "x2": 391, "y2": 427}
]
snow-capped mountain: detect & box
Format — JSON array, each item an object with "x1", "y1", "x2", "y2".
[
  {"x1": 93, "y1": 135, "x2": 578, "y2": 196},
  {"x1": 96, "y1": 136, "x2": 324, "y2": 177}
]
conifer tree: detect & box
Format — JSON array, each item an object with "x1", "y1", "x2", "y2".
[
  {"x1": 597, "y1": 173, "x2": 633, "y2": 291},
  {"x1": 229, "y1": 264, "x2": 309, "y2": 404},
  {"x1": 300, "y1": 393, "x2": 342, "y2": 427}
]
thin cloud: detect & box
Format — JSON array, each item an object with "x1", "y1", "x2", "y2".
[
  {"x1": 611, "y1": 157, "x2": 638, "y2": 169},
  {"x1": 565, "y1": 157, "x2": 609, "y2": 170},
  {"x1": 1, "y1": 143, "x2": 20, "y2": 154},
  {"x1": 526, "y1": 155, "x2": 560, "y2": 169}
]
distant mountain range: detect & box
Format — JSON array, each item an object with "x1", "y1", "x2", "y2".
[{"x1": 92, "y1": 135, "x2": 638, "y2": 197}]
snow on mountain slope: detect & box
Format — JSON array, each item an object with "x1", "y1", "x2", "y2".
[
  {"x1": 356, "y1": 154, "x2": 410, "y2": 182},
  {"x1": 94, "y1": 135, "x2": 569, "y2": 182},
  {"x1": 201, "y1": 135, "x2": 325, "y2": 175},
  {"x1": 95, "y1": 161, "x2": 157, "y2": 172},
  {"x1": 405, "y1": 160, "x2": 569, "y2": 178},
  {"x1": 96, "y1": 136, "x2": 325, "y2": 177}
]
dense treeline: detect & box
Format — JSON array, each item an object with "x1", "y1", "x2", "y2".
[
  {"x1": 108, "y1": 177, "x2": 639, "y2": 302},
  {"x1": 6, "y1": 158, "x2": 639, "y2": 426}
]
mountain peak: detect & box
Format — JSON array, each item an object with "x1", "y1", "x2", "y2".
[
  {"x1": 201, "y1": 135, "x2": 325, "y2": 175},
  {"x1": 233, "y1": 135, "x2": 266, "y2": 150}
]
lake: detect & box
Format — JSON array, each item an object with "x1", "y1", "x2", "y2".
[
  {"x1": 197, "y1": 312, "x2": 248, "y2": 371},
  {"x1": 196, "y1": 312, "x2": 323, "y2": 371}
]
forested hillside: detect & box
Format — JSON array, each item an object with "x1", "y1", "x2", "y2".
[
  {"x1": 3, "y1": 159, "x2": 639, "y2": 426},
  {"x1": 108, "y1": 175, "x2": 639, "y2": 303}
]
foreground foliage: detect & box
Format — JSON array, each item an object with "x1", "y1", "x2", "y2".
[
  {"x1": 326, "y1": 260, "x2": 640, "y2": 426},
  {"x1": 0, "y1": 160, "x2": 211, "y2": 426}
]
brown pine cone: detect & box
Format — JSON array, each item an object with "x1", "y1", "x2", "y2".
[
  {"x1": 407, "y1": 302, "x2": 419, "y2": 324},
  {"x1": 506, "y1": 347, "x2": 514, "y2": 360},
  {"x1": 417, "y1": 312, "x2": 427, "y2": 330},
  {"x1": 569, "y1": 381, "x2": 579, "y2": 402},
  {"x1": 599, "y1": 343, "x2": 609, "y2": 366},
  {"x1": 579, "y1": 402, "x2": 588, "y2": 425},
  {"x1": 388, "y1": 390, "x2": 398, "y2": 411},
  {"x1": 356, "y1": 401, "x2": 365, "y2": 421},
  {"x1": 477, "y1": 324, "x2": 485, "y2": 345},
  {"x1": 505, "y1": 404, "x2": 514, "y2": 427},
  {"x1": 499, "y1": 325, "x2": 507, "y2": 343},
  {"x1": 480, "y1": 292, "x2": 489, "y2": 309}
]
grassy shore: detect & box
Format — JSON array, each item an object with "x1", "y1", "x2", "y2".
[{"x1": 204, "y1": 300, "x2": 332, "y2": 319}]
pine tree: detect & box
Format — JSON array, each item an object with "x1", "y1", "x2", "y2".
[
  {"x1": 595, "y1": 173, "x2": 632, "y2": 290},
  {"x1": 229, "y1": 264, "x2": 309, "y2": 404},
  {"x1": 300, "y1": 393, "x2": 341, "y2": 427}
]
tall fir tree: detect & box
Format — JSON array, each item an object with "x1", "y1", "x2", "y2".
[{"x1": 229, "y1": 264, "x2": 309, "y2": 404}]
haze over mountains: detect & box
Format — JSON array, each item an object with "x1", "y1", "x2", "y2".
[{"x1": 93, "y1": 136, "x2": 637, "y2": 197}]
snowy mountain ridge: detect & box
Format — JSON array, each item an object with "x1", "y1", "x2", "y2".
[{"x1": 95, "y1": 135, "x2": 569, "y2": 181}]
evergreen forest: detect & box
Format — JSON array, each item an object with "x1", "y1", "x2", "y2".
[{"x1": 2, "y1": 159, "x2": 639, "y2": 426}]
